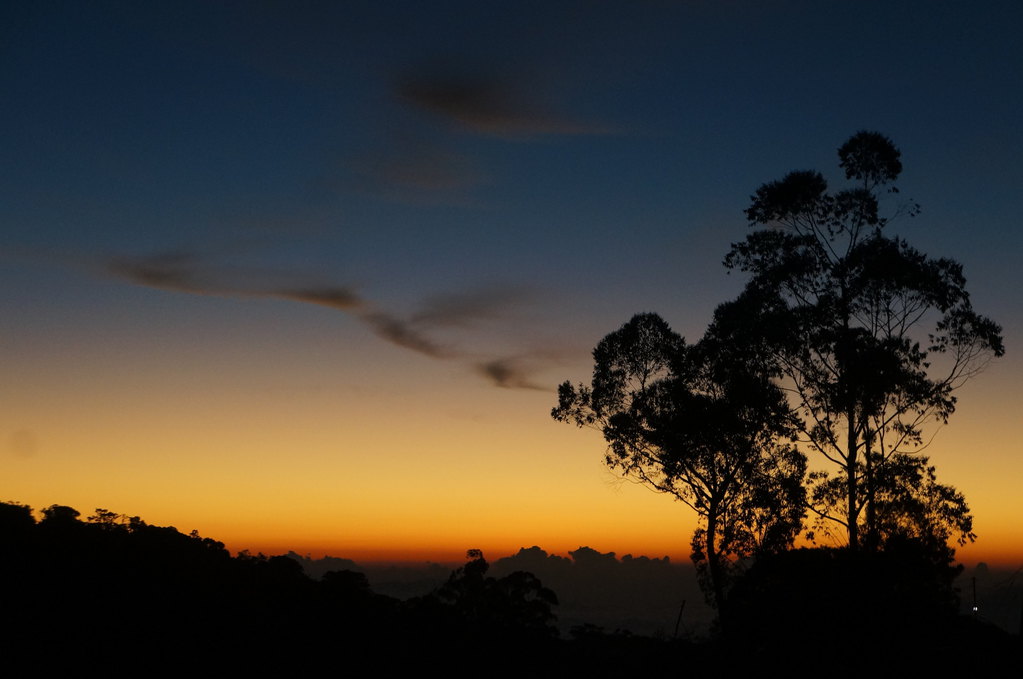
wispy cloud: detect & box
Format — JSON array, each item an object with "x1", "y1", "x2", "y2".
[
  {"x1": 396, "y1": 68, "x2": 610, "y2": 138},
  {"x1": 104, "y1": 249, "x2": 551, "y2": 389},
  {"x1": 475, "y1": 357, "x2": 547, "y2": 391},
  {"x1": 360, "y1": 311, "x2": 453, "y2": 359},
  {"x1": 273, "y1": 287, "x2": 364, "y2": 311},
  {"x1": 106, "y1": 250, "x2": 209, "y2": 293},
  {"x1": 412, "y1": 287, "x2": 532, "y2": 327}
]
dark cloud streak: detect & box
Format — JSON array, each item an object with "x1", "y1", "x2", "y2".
[
  {"x1": 103, "y1": 250, "x2": 547, "y2": 389},
  {"x1": 475, "y1": 357, "x2": 547, "y2": 391},
  {"x1": 412, "y1": 287, "x2": 532, "y2": 327},
  {"x1": 360, "y1": 311, "x2": 452, "y2": 359},
  {"x1": 274, "y1": 288, "x2": 364, "y2": 311},
  {"x1": 396, "y1": 69, "x2": 609, "y2": 138},
  {"x1": 106, "y1": 251, "x2": 208, "y2": 293}
]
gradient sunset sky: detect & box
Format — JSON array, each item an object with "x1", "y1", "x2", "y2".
[{"x1": 3, "y1": 1, "x2": 1021, "y2": 566}]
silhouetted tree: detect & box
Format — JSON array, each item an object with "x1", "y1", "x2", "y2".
[
  {"x1": 809, "y1": 452, "x2": 974, "y2": 560},
  {"x1": 553, "y1": 313, "x2": 806, "y2": 619},
  {"x1": 0, "y1": 501, "x2": 35, "y2": 531},
  {"x1": 87, "y1": 507, "x2": 130, "y2": 530},
  {"x1": 40, "y1": 504, "x2": 81, "y2": 524},
  {"x1": 432, "y1": 549, "x2": 559, "y2": 638},
  {"x1": 718, "y1": 131, "x2": 1003, "y2": 551}
]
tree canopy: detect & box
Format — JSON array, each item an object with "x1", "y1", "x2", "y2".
[
  {"x1": 553, "y1": 313, "x2": 806, "y2": 615},
  {"x1": 429, "y1": 549, "x2": 560, "y2": 638},
  {"x1": 719, "y1": 130, "x2": 1003, "y2": 551},
  {"x1": 553, "y1": 132, "x2": 1003, "y2": 631}
]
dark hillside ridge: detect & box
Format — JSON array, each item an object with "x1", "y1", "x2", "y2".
[{"x1": 1, "y1": 502, "x2": 1016, "y2": 676}]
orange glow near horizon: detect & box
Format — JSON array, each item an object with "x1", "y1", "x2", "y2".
[{"x1": 4, "y1": 324, "x2": 1021, "y2": 571}]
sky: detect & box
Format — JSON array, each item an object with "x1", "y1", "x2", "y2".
[{"x1": 2, "y1": 0, "x2": 1022, "y2": 566}]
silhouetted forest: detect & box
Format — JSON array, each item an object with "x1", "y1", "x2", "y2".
[{"x1": 1, "y1": 501, "x2": 1017, "y2": 676}]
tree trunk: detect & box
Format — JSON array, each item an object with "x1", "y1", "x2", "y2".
[
  {"x1": 706, "y1": 501, "x2": 729, "y2": 633},
  {"x1": 864, "y1": 427, "x2": 877, "y2": 551},
  {"x1": 839, "y1": 289, "x2": 860, "y2": 552},
  {"x1": 846, "y1": 407, "x2": 859, "y2": 551}
]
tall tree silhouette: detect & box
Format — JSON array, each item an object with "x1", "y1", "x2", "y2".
[
  {"x1": 553, "y1": 313, "x2": 806, "y2": 619},
  {"x1": 717, "y1": 131, "x2": 1003, "y2": 551},
  {"x1": 429, "y1": 549, "x2": 559, "y2": 638}
]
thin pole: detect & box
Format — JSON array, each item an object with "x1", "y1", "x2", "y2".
[{"x1": 673, "y1": 599, "x2": 687, "y2": 638}]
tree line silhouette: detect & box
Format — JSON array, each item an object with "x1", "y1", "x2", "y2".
[
  {"x1": 0, "y1": 502, "x2": 567, "y2": 671},
  {"x1": 2, "y1": 501, "x2": 735, "y2": 673},
  {"x1": 1, "y1": 500, "x2": 1015, "y2": 675}
]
